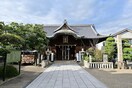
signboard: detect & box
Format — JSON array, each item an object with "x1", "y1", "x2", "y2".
[{"x1": 7, "y1": 50, "x2": 21, "y2": 63}]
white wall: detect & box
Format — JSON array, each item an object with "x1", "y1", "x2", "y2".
[
  {"x1": 96, "y1": 42, "x2": 104, "y2": 50},
  {"x1": 121, "y1": 32, "x2": 132, "y2": 39}
]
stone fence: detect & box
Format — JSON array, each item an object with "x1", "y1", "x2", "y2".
[
  {"x1": 84, "y1": 61, "x2": 113, "y2": 69},
  {"x1": 89, "y1": 62, "x2": 113, "y2": 69}
]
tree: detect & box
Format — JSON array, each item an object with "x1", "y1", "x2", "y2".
[
  {"x1": 0, "y1": 33, "x2": 24, "y2": 47},
  {"x1": 87, "y1": 47, "x2": 95, "y2": 56},
  {"x1": 0, "y1": 22, "x2": 24, "y2": 48},
  {"x1": 0, "y1": 21, "x2": 48, "y2": 54},
  {"x1": 20, "y1": 24, "x2": 47, "y2": 51},
  {"x1": 122, "y1": 39, "x2": 132, "y2": 61},
  {"x1": 26, "y1": 24, "x2": 48, "y2": 52},
  {"x1": 104, "y1": 37, "x2": 117, "y2": 61},
  {"x1": 8, "y1": 22, "x2": 48, "y2": 51},
  {"x1": 94, "y1": 48, "x2": 102, "y2": 61},
  {"x1": 87, "y1": 47, "x2": 103, "y2": 62}
]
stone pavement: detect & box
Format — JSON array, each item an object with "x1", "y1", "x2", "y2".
[
  {"x1": 26, "y1": 62, "x2": 107, "y2": 88},
  {"x1": 0, "y1": 66, "x2": 44, "y2": 88},
  {"x1": 85, "y1": 68, "x2": 132, "y2": 88}
]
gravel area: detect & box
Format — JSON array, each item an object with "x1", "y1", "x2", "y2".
[
  {"x1": 0, "y1": 65, "x2": 44, "y2": 88},
  {"x1": 84, "y1": 68, "x2": 132, "y2": 88}
]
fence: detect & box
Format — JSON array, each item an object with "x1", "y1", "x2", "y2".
[{"x1": 89, "y1": 62, "x2": 113, "y2": 69}]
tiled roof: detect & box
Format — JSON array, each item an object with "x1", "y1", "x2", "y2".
[
  {"x1": 112, "y1": 28, "x2": 132, "y2": 37},
  {"x1": 44, "y1": 23, "x2": 107, "y2": 39}
]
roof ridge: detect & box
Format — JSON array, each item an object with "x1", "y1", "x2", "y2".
[
  {"x1": 70, "y1": 24, "x2": 94, "y2": 26},
  {"x1": 112, "y1": 28, "x2": 132, "y2": 36},
  {"x1": 54, "y1": 21, "x2": 76, "y2": 33},
  {"x1": 44, "y1": 24, "x2": 60, "y2": 26},
  {"x1": 43, "y1": 24, "x2": 94, "y2": 27}
]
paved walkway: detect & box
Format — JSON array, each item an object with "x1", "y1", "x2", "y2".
[
  {"x1": 26, "y1": 62, "x2": 107, "y2": 88},
  {"x1": 0, "y1": 66, "x2": 44, "y2": 88}
]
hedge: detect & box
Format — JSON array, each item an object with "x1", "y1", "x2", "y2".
[{"x1": 0, "y1": 65, "x2": 19, "y2": 78}]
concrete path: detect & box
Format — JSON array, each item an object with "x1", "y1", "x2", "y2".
[{"x1": 26, "y1": 62, "x2": 107, "y2": 88}]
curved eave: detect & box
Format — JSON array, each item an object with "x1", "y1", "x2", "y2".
[
  {"x1": 47, "y1": 36, "x2": 107, "y2": 39},
  {"x1": 79, "y1": 36, "x2": 108, "y2": 39},
  {"x1": 54, "y1": 21, "x2": 76, "y2": 33},
  {"x1": 48, "y1": 29, "x2": 80, "y2": 38}
]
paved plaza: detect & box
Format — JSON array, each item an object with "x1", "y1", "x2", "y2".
[
  {"x1": 0, "y1": 66, "x2": 44, "y2": 88},
  {"x1": 26, "y1": 62, "x2": 107, "y2": 88},
  {"x1": 85, "y1": 68, "x2": 132, "y2": 88}
]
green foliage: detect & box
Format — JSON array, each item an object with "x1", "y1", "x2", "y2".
[
  {"x1": 26, "y1": 24, "x2": 47, "y2": 51},
  {"x1": 0, "y1": 33, "x2": 24, "y2": 46},
  {"x1": 83, "y1": 53, "x2": 89, "y2": 61},
  {"x1": 122, "y1": 39, "x2": 132, "y2": 60},
  {"x1": 94, "y1": 48, "x2": 102, "y2": 62},
  {"x1": 122, "y1": 39, "x2": 130, "y2": 47},
  {"x1": 0, "y1": 21, "x2": 48, "y2": 53},
  {"x1": 0, "y1": 22, "x2": 24, "y2": 48},
  {"x1": 9, "y1": 23, "x2": 48, "y2": 51},
  {"x1": 86, "y1": 47, "x2": 103, "y2": 62},
  {"x1": 87, "y1": 47, "x2": 95, "y2": 56},
  {"x1": 104, "y1": 37, "x2": 117, "y2": 61},
  {"x1": 106, "y1": 37, "x2": 115, "y2": 41},
  {"x1": 0, "y1": 48, "x2": 10, "y2": 56},
  {"x1": 0, "y1": 65, "x2": 19, "y2": 78}
]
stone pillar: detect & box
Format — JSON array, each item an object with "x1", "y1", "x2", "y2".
[
  {"x1": 76, "y1": 53, "x2": 79, "y2": 61},
  {"x1": 89, "y1": 55, "x2": 92, "y2": 63},
  {"x1": 37, "y1": 53, "x2": 40, "y2": 64},
  {"x1": 79, "y1": 51, "x2": 82, "y2": 61},
  {"x1": 117, "y1": 35, "x2": 123, "y2": 69},
  {"x1": 41, "y1": 55, "x2": 43, "y2": 60},
  {"x1": 46, "y1": 49, "x2": 51, "y2": 61},
  {"x1": 51, "y1": 52, "x2": 54, "y2": 62},
  {"x1": 103, "y1": 54, "x2": 108, "y2": 62}
]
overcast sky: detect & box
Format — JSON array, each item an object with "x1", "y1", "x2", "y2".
[{"x1": 0, "y1": 0, "x2": 132, "y2": 35}]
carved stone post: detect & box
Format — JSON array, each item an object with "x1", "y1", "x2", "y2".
[{"x1": 117, "y1": 35, "x2": 123, "y2": 69}]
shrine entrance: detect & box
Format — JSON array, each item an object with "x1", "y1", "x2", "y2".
[{"x1": 55, "y1": 45, "x2": 75, "y2": 60}]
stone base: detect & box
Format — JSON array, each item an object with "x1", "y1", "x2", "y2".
[
  {"x1": 118, "y1": 62, "x2": 124, "y2": 69},
  {"x1": 84, "y1": 60, "x2": 89, "y2": 68},
  {"x1": 41, "y1": 60, "x2": 49, "y2": 68}
]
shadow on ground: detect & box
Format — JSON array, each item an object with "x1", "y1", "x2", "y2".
[{"x1": 0, "y1": 65, "x2": 44, "y2": 88}]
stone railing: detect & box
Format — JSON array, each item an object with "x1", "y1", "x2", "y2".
[
  {"x1": 88, "y1": 62, "x2": 113, "y2": 69},
  {"x1": 84, "y1": 60, "x2": 113, "y2": 69}
]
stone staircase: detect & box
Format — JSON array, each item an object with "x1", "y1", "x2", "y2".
[{"x1": 54, "y1": 60, "x2": 77, "y2": 64}]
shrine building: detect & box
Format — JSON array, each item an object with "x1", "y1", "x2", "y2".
[{"x1": 44, "y1": 20, "x2": 107, "y2": 60}]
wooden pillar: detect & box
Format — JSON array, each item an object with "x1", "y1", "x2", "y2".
[
  {"x1": 68, "y1": 46, "x2": 70, "y2": 60},
  {"x1": 117, "y1": 35, "x2": 123, "y2": 69}
]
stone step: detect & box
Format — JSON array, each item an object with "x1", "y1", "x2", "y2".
[{"x1": 54, "y1": 60, "x2": 76, "y2": 64}]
